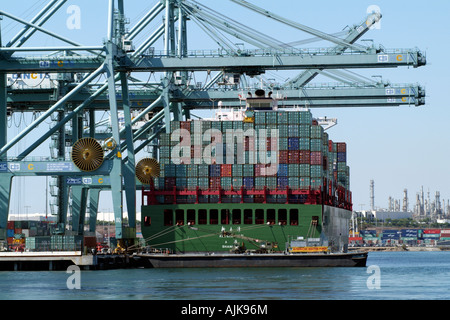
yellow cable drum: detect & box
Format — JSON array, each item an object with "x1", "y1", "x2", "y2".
[
  {"x1": 71, "y1": 137, "x2": 104, "y2": 172},
  {"x1": 135, "y1": 158, "x2": 160, "y2": 184}
]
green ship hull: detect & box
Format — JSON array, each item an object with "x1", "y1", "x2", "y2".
[{"x1": 141, "y1": 203, "x2": 351, "y2": 254}]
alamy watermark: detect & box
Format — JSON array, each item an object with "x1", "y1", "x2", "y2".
[
  {"x1": 170, "y1": 126, "x2": 279, "y2": 176},
  {"x1": 66, "y1": 265, "x2": 81, "y2": 289},
  {"x1": 66, "y1": 5, "x2": 81, "y2": 30},
  {"x1": 366, "y1": 265, "x2": 381, "y2": 290}
]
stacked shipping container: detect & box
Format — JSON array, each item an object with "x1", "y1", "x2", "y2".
[
  {"x1": 155, "y1": 110, "x2": 350, "y2": 204},
  {"x1": 358, "y1": 228, "x2": 450, "y2": 246},
  {"x1": 1, "y1": 220, "x2": 97, "y2": 252}
]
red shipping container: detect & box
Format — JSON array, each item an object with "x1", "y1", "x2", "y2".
[
  {"x1": 328, "y1": 140, "x2": 333, "y2": 152},
  {"x1": 310, "y1": 151, "x2": 322, "y2": 165},
  {"x1": 7, "y1": 221, "x2": 14, "y2": 229},
  {"x1": 180, "y1": 121, "x2": 191, "y2": 132},
  {"x1": 337, "y1": 142, "x2": 347, "y2": 153},
  {"x1": 298, "y1": 151, "x2": 310, "y2": 164},
  {"x1": 7, "y1": 237, "x2": 13, "y2": 244},
  {"x1": 165, "y1": 177, "x2": 176, "y2": 189},
  {"x1": 14, "y1": 228, "x2": 22, "y2": 234},
  {"x1": 288, "y1": 151, "x2": 299, "y2": 164},
  {"x1": 424, "y1": 229, "x2": 440, "y2": 234},
  {"x1": 84, "y1": 236, "x2": 97, "y2": 248},
  {"x1": 278, "y1": 150, "x2": 289, "y2": 164},
  {"x1": 221, "y1": 164, "x2": 232, "y2": 177},
  {"x1": 209, "y1": 177, "x2": 221, "y2": 190}
]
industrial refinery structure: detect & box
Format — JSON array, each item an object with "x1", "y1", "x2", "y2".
[{"x1": 359, "y1": 180, "x2": 449, "y2": 223}]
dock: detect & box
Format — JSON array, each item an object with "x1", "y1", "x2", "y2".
[
  {"x1": 0, "y1": 252, "x2": 145, "y2": 271},
  {"x1": 0, "y1": 251, "x2": 95, "y2": 271}
]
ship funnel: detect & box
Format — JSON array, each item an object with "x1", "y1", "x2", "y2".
[{"x1": 255, "y1": 89, "x2": 265, "y2": 97}]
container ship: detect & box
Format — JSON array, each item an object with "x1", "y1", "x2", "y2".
[{"x1": 138, "y1": 90, "x2": 367, "y2": 268}]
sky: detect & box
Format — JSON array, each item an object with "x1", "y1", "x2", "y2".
[{"x1": 2, "y1": 0, "x2": 450, "y2": 219}]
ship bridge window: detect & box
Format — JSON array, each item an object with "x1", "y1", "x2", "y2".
[
  {"x1": 198, "y1": 209, "x2": 207, "y2": 225},
  {"x1": 210, "y1": 209, "x2": 218, "y2": 224},
  {"x1": 278, "y1": 209, "x2": 287, "y2": 225},
  {"x1": 232, "y1": 209, "x2": 242, "y2": 224},
  {"x1": 267, "y1": 209, "x2": 276, "y2": 225},
  {"x1": 244, "y1": 209, "x2": 253, "y2": 224},
  {"x1": 176, "y1": 210, "x2": 184, "y2": 226},
  {"x1": 290, "y1": 209, "x2": 298, "y2": 225},
  {"x1": 221, "y1": 209, "x2": 230, "y2": 224},
  {"x1": 163, "y1": 209, "x2": 173, "y2": 226},
  {"x1": 187, "y1": 209, "x2": 195, "y2": 225},
  {"x1": 255, "y1": 209, "x2": 264, "y2": 224}
]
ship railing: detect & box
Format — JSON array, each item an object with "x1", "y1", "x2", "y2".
[{"x1": 142, "y1": 185, "x2": 352, "y2": 210}]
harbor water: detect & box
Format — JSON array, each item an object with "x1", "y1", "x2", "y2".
[{"x1": 0, "y1": 251, "x2": 449, "y2": 300}]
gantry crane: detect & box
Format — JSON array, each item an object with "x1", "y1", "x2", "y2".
[{"x1": 0, "y1": 0, "x2": 426, "y2": 242}]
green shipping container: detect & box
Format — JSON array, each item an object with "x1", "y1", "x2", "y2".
[
  {"x1": 299, "y1": 112, "x2": 312, "y2": 124},
  {"x1": 299, "y1": 164, "x2": 311, "y2": 176},
  {"x1": 277, "y1": 112, "x2": 288, "y2": 124},
  {"x1": 288, "y1": 177, "x2": 299, "y2": 188},
  {"x1": 288, "y1": 164, "x2": 299, "y2": 176},
  {"x1": 288, "y1": 112, "x2": 299, "y2": 124},
  {"x1": 255, "y1": 177, "x2": 266, "y2": 190},
  {"x1": 243, "y1": 164, "x2": 254, "y2": 176},
  {"x1": 255, "y1": 112, "x2": 266, "y2": 124},
  {"x1": 299, "y1": 138, "x2": 310, "y2": 150},
  {"x1": 311, "y1": 126, "x2": 323, "y2": 139},
  {"x1": 232, "y1": 164, "x2": 243, "y2": 177},
  {"x1": 221, "y1": 177, "x2": 232, "y2": 190},
  {"x1": 299, "y1": 124, "x2": 311, "y2": 137},
  {"x1": 310, "y1": 165, "x2": 323, "y2": 178},
  {"x1": 187, "y1": 178, "x2": 198, "y2": 190},
  {"x1": 198, "y1": 177, "x2": 209, "y2": 190},
  {"x1": 266, "y1": 112, "x2": 277, "y2": 124},
  {"x1": 311, "y1": 178, "x2": 322, "y2": 189},
  {"x1": 232, "y1": 177, "x2": 243, "y2": 188},
  {"x1": 299, "y1": 177, "x2": 311, "y2": 189},
  {"x1": 198, "y1": 164, "x2": 209, "y2": 177},
  {"x1": 278, "y1": 125, "x2": 289, "y2": 138},
  {"x1": 310, "y1": 139, "x2": 322, "y2": 152}
]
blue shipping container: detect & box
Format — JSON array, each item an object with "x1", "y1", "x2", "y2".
[
  {"x1": 243, "y1": 177, "x2": 254, "y2": 189},
  {"x1": 277, "y1": 164, "x2": 288, "y2": 177},
  {"x1": 209, "y1": 164, "x2": 221, "y2": 177},
  {"x1": 288, "y1": 138, "x2": 299, "y2": 151},
  {"x1": 337, "y1": 152, "x2": 346, "y2": 162},
  {"x1": 401, "y1": 229, "x2": 418, "y2": 237},
  {"x1": 277, "y1": 177, "x2": 289, "y2": 189}
]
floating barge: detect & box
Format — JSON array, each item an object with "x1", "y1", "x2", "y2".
[{"x1": 136, "y1": 251, "x2": 368, "y2": 268}]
